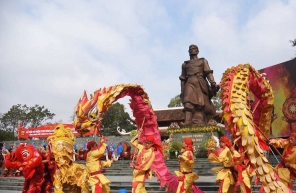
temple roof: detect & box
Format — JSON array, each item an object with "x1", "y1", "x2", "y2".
[
  {"x1": 154, "y1": 107, "x2": 184, "y2": 122},
  {"x1": 153, "y1": 107, "x2": 222, "y2": 122}
]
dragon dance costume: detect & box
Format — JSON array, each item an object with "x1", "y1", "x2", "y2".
[
  {"x1": 130, "y1": 134, "x2": 155, "y2": 193},
  {"x1": 4, "y1": 143, "x2": 45, "y2": 193},
  {"x1": 270, "y1": 133, "x2": 296, "y2": 188},
  {"x1": 175, "y1": 137, "x2": 199, "y2": 193},
  {"x1": 232, "y1": 149, "x2": 255, "y2": 193},
  {"x1": 208, "y1": 137, "x2": 236, "y2": 193},
  {"x1": 86, "y1": 140, "x2": 113, "y2": 193}
]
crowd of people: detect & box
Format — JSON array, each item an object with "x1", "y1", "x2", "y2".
[
  {"x1": 1, "y1": 132, "x2": 296, "y2": 192},
  {"x1": 0, "y1": 138, "x2": 127, "y2": 177}
]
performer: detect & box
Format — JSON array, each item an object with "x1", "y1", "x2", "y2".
[
  {"x1": 116, "y1": 142, "x2": 124, "y2": 160},
  {"x1": 4, "y1": 143, "x2": 45, "y2": 193},
  {"x1": 175, "y1": 137, "x2": 199, "y2": 193},
  {"x1": 230, "y1": 146, "x2": 255, "y2": 193},
  {"x1": 2, "y1": 145, "x2": 11, "y2": 177},
  {"x1": 130, "y1": 130, "x2": 156, "y2": 193},
  {"x1": 38, "y1": 145, "x2": 55, "y2": 193},
  {"x1": 269, "y1": 132, "x2": 296, "y2": 188},
  {"x1": 208, "y1": 136, "x2": 236, "y2": 193},
  {"x1": 86, "y1": 136, "x2": 113, "y2": 193}
]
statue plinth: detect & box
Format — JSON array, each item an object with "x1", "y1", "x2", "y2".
[{"x1": 166, "y1": 126, "x2": 223, "y2": 150}]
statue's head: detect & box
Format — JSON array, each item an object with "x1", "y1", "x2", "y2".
[{"x1": 188, "y1": 44, "x2": 199, "y2": 55}]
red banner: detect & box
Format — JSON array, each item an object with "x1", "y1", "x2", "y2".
[{"x1": 18, "y1": 123, "x2": 94, "y2": 139}]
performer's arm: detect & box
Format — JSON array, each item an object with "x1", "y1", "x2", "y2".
[
  {"x1": 91, "y1": 143, "x2": 107, "y2": 158},
  {"x1": 269, "y1": 138, "x2": 289, "y2": 148},
  {"x1": 102, "y1": 159, "x2": 113, "y2": 168},
  {"x1": 130, "y1": 133, "x2": 142, "y2": 150},
  {"x1": 179, "y1": 151, "x2": 194, "y2": 164},
  {"x1": 217, "y1": 148, "x2": 230, "y2": 163},
  {"x1": 134, "y1": 152, "x2": 155, "y2": 171}
]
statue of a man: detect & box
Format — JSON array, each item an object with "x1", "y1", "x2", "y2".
[{"x1": 179, "y1": 44, "x2": 219, "y2": 127}]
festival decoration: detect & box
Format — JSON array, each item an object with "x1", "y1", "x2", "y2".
[
  {"x1": 162, "y1": 134, "x2": 173, "y2": 159},
  {"x1": 47, "y1": 124, "x2": 90, "y2": 193},
  {"x1": 220, "y1": 64, "x2": 290, "y2": 192},
  {"x1": 74, "y1": 84, "x2": 181, "y2": 192},
  {"x1": 167, "y1": 125, "x2": 223, "y2": 135},
  {"x1": 18, "y1": 123, "x2": 94, "y2": 139}
]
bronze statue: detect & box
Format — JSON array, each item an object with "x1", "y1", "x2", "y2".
[{"x1": 179, "y1": 44, "x2": 219, "y2": 127}]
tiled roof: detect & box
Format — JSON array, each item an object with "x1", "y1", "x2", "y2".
[
  {"x1": 154, "y1": 108, "x2": 184, "y2": 122},
  {"x1": 154, "y1": 108, "x2": 222, "y2": 122}
]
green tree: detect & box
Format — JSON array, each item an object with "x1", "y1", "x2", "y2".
[
  {"x1": 0, "y1": 104, "x2": 55, "y2": 134},
  {"x1": 27, "y1": 105, "x2": 55, "y2": 127},
  {"x1": 101, "y1": 102, "x2": 136, "y2": 136},
  {"x1": 167, "y1": 95, "x2": 183, "y2": 107},
  {"x1": 0, "y1": 130, "x2": 17, "y2": 141}
]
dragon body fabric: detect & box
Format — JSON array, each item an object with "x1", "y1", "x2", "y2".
[
  {"x1": 74, "y1": 84, "x2": 192, "y2": 192},
  {"x1": 220, "y1": 64, "x2": 291, "y2": 193},
  {"x1": 47, "y1": 124, "x2": 90, "y2": 193}
]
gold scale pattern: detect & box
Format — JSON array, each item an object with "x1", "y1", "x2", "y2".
[
  {"x1": 48, "y1": 124, "x2": 90, "y2": 193},
  {"x1": 220, "y1": 64, "x2": 289, "y2": 193}
]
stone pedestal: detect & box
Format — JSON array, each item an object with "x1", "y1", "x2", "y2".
[{"x1": 171, "y1": 132, "x2": 216, "y2": 150}]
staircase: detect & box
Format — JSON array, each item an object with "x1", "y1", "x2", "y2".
[{"x1": 0, "y1": 158, "x2": 295, "y2": 193}]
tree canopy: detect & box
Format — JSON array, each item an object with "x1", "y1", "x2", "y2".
[
  {"x1": 167, "y1": 95, "x2": 183, "y2": 107},
  {"x1": 0, "y1": 104, "x2": 55, "y2": 134},
  {"x1": 101, "y1": 102, "x2": 136, "y2": 136}
]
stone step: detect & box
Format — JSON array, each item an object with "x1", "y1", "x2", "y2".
[{"x1": 0, "y1": 177, "x2": 270, "y2": 193}]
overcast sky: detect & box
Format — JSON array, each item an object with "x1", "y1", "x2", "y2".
[{"x1": 1, "y1": 0, "x2": 295, "y2": 124}]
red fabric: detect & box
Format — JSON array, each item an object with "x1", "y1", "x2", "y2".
[
  {"x1": 179, "y1": 175, "x2": 186, "y2": 192},
  {"x1": 146, "y1": 136, "x2": 155, "y2": 143},
  {"x1": 219, "y1": 136, "x2": 232, "y2": 147},
  {"x1": 184, "y1": 137, "x2": 193, "y2": 145},
  {"x1": 290, "y1": 132, "x2": 296, "y2": 139},
  {"x1": 132, "y1": 182, "x2": 140, "y2": 193},
  {"x1": 153, "y1": 144, "x2": 163, "y2": 155},
  {"x1": 87, "y1": 141, "x2": 96, "y2": 151},
  {"x1": 184, "y1": 137, "x2": 194, "y2": 152},
  {"x1": 94, "y1": 176, "x2": 103, "y2": 193}
]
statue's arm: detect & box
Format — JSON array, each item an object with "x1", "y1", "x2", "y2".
[
  {"x1": 179, "y1": 63, "x2": 187, "y2": 93},
  {"x1": 202, "y1": 59, "x2": 215, "y2": 84}
]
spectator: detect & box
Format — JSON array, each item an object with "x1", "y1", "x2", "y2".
[
  {"x1": 84, "y1": 138, "x2": 89, "y2": 150},
  {"x1": 108, "y1": 143, "x2": 115, "y2": 160},
  {"x1": 116, "y1": 143, "x2": 124, "y2": 160}
]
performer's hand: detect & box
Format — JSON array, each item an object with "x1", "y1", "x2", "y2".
[
  {"x1": 130, "y1": 163, "x2": 134, "y2": 169},
  {"x1": 178, "y1": 155, "x2": 183, "y2": 160},
  {"x1": 269, "y1": 140, "x2": 275, "y2": 145},
  {"x1": 230, "y1": 146, "x2": 235, "y2": 152},
  {"x1": 19, "y1": 167, "x2": 23, "y2": 171},
  {"x1": 285, "y1": 162, "x2": 290, "y2": 167},
  {"x1": 101, "y1": 136, "x2": 106, "y2": 144}
]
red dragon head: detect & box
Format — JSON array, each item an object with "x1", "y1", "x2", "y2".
[{"x1": 15, "y1": 143, "x2": 35, "y2": 162}]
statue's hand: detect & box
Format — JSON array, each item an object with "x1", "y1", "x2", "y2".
[{"x1": 211, "y1": 82, "x2": 220, "y2": 93}]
